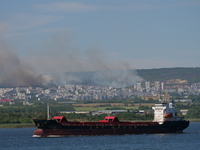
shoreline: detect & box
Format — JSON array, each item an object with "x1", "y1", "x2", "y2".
[
  {"x1": 185, "y1": 118, "x2": 200, "y2": 122},
  {"x1": 0, "y1": 123, "x2": 34, "y2": 128}
]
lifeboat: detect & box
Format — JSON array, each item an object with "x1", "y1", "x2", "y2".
[{"x1": 165, "y1": 113, "x2": 173, "y2": 118}]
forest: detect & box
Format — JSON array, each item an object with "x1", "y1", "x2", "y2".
[
  {"x1": 137, "y1": 67, "x2": 200, "y2": 84},
  {"x1": 0, "y1": 102, "x2": 75, "y2": 124},
  {"x1": 1, "y1": 95, "x2": 200, "y2": 125}
]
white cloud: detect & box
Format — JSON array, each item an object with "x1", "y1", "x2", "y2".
[
  {"x1": 34, "y1": 1, "x2": 200, "y2": 14},
  {"x1": 35, "y1": 2, "x2": 100, "y2": 13},
  {"x1": 2, "y1": 13, "x2": 64, "y2": 38},
  {"x1": 115, "y1": 1, "x2": 200, "y2": 12},
  {"x1": 10, "y1": 13, "x2": 63, "y2": 31}
]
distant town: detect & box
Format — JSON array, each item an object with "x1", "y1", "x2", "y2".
[{"x1": 0, "y1": 80, "x2": 200, "y2": 104}]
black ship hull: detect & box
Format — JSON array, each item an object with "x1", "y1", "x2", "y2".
[{"x1": 33, "y1": 119, "x2": 189, "y2": 137}]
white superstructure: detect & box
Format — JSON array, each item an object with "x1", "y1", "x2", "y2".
[{"x1": 152, "y1": 94, "x2": 181, "y2": 124}]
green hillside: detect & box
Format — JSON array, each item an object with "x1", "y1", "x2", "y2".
[{"x1": 136, "y1": 67, "x2": 200, "y2": 84}]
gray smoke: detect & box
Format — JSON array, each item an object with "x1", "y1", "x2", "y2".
[
  {"x1": 1, "y1": 33, "x2": 143, "y2": 88},
  {"x1": 0, "y1": 38, "x2": 44, "y2": 87},
  {"x1": 92, "y1": 70, "x2": 143, "y2": 88},
  {"x1": 26, "y1": 33, "x2": 143, "y2": 88}
]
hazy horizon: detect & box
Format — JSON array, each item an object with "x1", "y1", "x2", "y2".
[{"x1": 0, "y1": 0, "x2": 199, "y2": 87}]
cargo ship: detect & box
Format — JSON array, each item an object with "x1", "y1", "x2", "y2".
[{"x1": 33, "y1": 95, "x2": 189, "y2": 137}]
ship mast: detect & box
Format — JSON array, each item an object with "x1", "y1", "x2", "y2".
[{"x1": 47, "y1": 103, "x2": 50, "y2": 120}]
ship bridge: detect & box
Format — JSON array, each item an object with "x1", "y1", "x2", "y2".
[{"x1": 152, "y1": 102, "x2": 177, "y2": 124}]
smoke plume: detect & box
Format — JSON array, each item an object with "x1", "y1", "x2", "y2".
[
  {"x1": 1, "y1": 33, "x2": 143, "y2": 88},
  {"x1": 26, "y1": 33, "x2": 143, "y2": 87},
  {"x1": 0, "y1": 38, "x2": 44, "y2": 87}
]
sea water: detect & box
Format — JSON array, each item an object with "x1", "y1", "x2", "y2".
[{"x1": 0, "y1": 122, "x2": 200, "y2": 150}]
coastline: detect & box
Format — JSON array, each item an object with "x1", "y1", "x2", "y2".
[
  {"x1": 0, "y1": 123, "x2": 34, "y2": 128},
  {"x1": 185, "y1": 118, "x2": 200, "y2": 122}
]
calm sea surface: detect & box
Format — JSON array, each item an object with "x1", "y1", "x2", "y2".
[{"x1": 0, "y1": 122, "x2": 200, "y2": 150}]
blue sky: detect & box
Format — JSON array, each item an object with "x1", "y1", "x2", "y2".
[{"x1": 0, "y1": 0, "x2": 200, "y2": 73}]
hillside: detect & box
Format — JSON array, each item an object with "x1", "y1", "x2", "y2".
[
  {"x1": 59, "y1": 67, "x2": 200, "y2": 87},
  {"x1": 136, "y1": 67, "x2": 200, "y2": 84}
]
